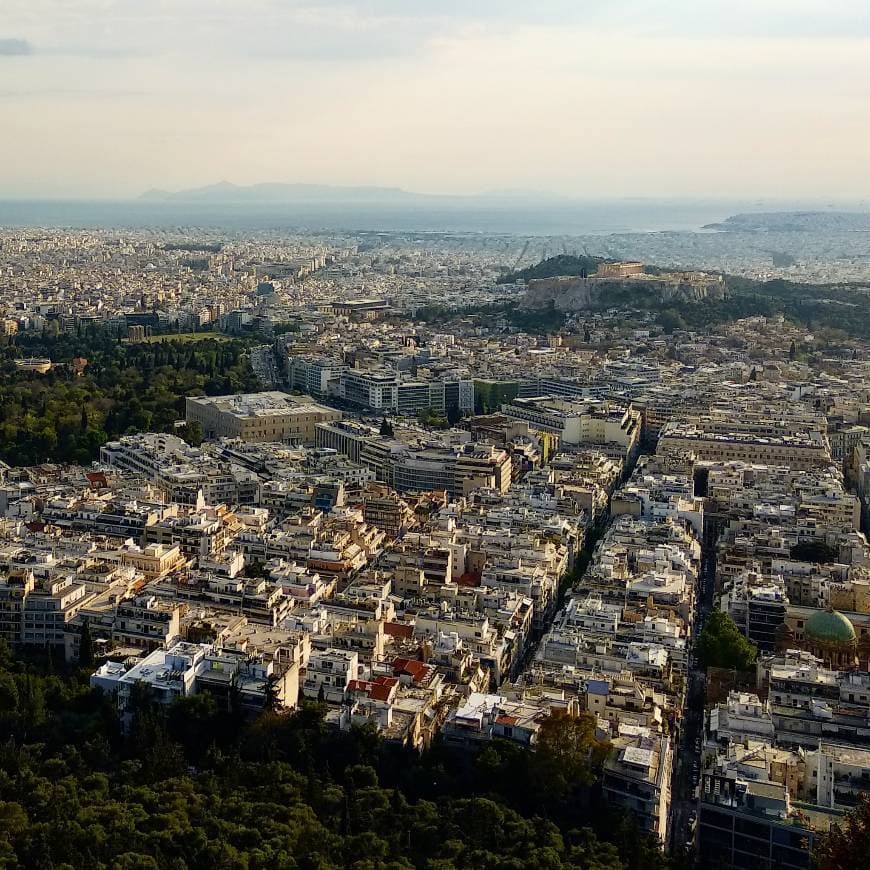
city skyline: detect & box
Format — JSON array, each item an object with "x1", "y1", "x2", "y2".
[{"x1": 3, "y1": 0, "x2": 870, "y2": 200}]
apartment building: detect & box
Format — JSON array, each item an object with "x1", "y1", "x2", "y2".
[
  {"x1": 0, "y1": 572, "x2": 91, "y2": 648},
  {"x1": 602, "y1": 724, "x2": 673, "y2": 843},
  {"x1": 659, "y1": 421, "x2": 831, "y2": 471},
  {"x1": 302, "y1": 648, "x2": 359, "y2": 703},
  {"x1": 501, "y1": 396, "x2": 641, "y2": 460}
]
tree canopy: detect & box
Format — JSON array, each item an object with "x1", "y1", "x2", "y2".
[
  {"x1": 0, "y1": 332, "x2": 258, "y2": 466},
  {"x1": 0, "y1": 642, "x2": 674, "y2": 870},
  {"x1": 696, "y1": 610, "x2": 758, "y2": 672}
]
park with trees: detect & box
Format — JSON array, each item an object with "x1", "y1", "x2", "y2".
[
  {"x1": 0, "y1": 641, "x2": 681, "y2": 870},
  {"x1": 0, "y1": 331, "x2": 258, "y2": 467}
]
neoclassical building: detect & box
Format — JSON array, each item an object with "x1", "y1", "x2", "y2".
[{"x1": 776, "y1": 607, "x2": 859, "y2": 669}]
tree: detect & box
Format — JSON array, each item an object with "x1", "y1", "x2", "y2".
[
  {"x1": 263, "y1": 674, "x2": 281, "y2": 713},
  {"x1": 180, "y1": 420, "x2": 203, "y2": 447},
  {"x1": 814, "y1": 792, "x2": 870, "y2": 870},
  {"x1": 79, "y1": 618, "x2": 95, "y2": 668},
  {"x1": 696, "y1": 610, "x2": 757, "y2": 671},
  {"x1": 379, "y1": 417, "x2": 394, "y2": 438},
  {"x1": 790, "y1": 541, "x2": 838, "y2": 564},
  {"x1": 789, "y1": 340, "x2": 797, "y2": 361},
  {"x1": 535, "y1": 710, "x2": 609, "y2": 788},
  {"x1": 656, "y1": 309, "x2": 686, "y2": 335}
]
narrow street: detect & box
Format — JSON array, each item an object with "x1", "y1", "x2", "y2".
[{"x1": 669, "y1": 549, "x2": 716, "y2": 858}]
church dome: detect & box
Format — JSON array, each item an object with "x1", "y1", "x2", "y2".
[{"x1": 805, "y1": 609, "x2": 856, "y2": 645}]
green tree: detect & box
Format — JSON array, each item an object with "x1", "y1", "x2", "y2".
[
  {"x1": 180, "y1": 420, "x2": 203, "y2": 447},
  {"x1": 696, "y1": 610, "x2": 757, "y2": 671}
]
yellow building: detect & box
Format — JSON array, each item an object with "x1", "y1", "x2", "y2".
[{"x1": 120, "y1": 543, "x2": 186, "y2": 579}]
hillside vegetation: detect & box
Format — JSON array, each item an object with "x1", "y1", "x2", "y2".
[{"x1": 498, "y1": 254, "x2": 601, "y2": 284}]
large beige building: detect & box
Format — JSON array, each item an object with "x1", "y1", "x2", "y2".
[
  {"x1": 186, "y1": 391, "x2": 341, "y2": 446},
  {"x1": 658, "y1": 421, "x2": 831, "y2": 471}
]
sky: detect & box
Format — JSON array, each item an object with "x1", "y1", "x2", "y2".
[{"x1": 2, "y1": 0, "x2": 869, "y2": 199}]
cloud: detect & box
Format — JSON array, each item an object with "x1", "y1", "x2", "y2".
[{"x1": 0, "y1": 38, "x2": 32, "y2": 56}]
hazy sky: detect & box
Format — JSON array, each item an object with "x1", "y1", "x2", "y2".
[{"x1": 2, "y1": 0, "x2": 869, "y2": 199}]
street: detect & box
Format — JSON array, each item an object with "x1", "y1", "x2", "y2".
[{"x1": 668, "y1": 550, "x2": 715, "y2": 857}]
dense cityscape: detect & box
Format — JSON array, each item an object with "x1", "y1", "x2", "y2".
[
  {"x1": 4, "y1": 0, "x2": 870, "y2": 865},
  {"x1": 0, "y1": 222, "x2": 867, "y2": 869}
]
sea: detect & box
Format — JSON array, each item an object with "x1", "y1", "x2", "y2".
[{"x1": 0, "y1": 197, "x2": 866, "y2": 236}]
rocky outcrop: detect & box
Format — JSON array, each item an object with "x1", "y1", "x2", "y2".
[{"x1": 520, "y1": 271, "x2": 725, "y2": 312}]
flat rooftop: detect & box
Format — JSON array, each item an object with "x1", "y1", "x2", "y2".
[{"x1": 187, "y1": 391, "x2": 336, "y2": 419}]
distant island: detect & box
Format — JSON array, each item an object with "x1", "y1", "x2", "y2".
[
  {"x1": 703, "y1": 211, "x2": 870, "y2": 232},
  {"x1": 140, "y1": 181, "x2": 429, "y2": 204},
  {"x1": 139, "y1": 181, "x2": 569, "y2": 205}
]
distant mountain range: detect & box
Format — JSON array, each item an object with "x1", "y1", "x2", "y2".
[{"x1": 138, "y1": 181, "x2": 568, "y2": 204}]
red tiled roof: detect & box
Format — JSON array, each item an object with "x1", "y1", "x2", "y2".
[
  {"x1": 348, "y1": 675, "x2": 398, "y2": 702},
  {"x1": 369, "y1": 684, "x2": 395, "y2": 702},
  {"x1": 392, "y1": 657, "x2": 432, "y2": 683},
  {"x1": 385, "y1": 621, "x2": 414, "y2": 639}
]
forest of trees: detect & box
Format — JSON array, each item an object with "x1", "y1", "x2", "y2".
[
  {"x1": 0, "y1": 332, "x2": 259, "y2": 466},
  {"x1": 0, "y1": 643, "x2": 682, "y2": 870}
]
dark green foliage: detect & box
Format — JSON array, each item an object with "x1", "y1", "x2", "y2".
[
  {"x1": 417, "y1": 407, "x2": 449, "y2": 430},
  {"x1": 179, "y1": 420, "x2": 204, "y2": 448},
  {"x1": 0, "y1": 642, "x2": 673, "y2": 870},
  {"x1": 656, "y1": 310, "x2": 686, "y2": 335},
  {"x1": 696, "y1": 610, "x2": 758, "y2": 671},
  {"x1": 0, "y1": 333, "x2": 259, "y2": 466},
  {"x1": 473, "y1": 380, "x2": 520, "y2": 414},
  {"x1": 790, "y1": 541, "x2": 839, "y2": 564},
  {"x1": 79, "y1": 619, "x2": 95, "y2": 668},
  {"x1": 379, "y1": 417, "x2": 394, "y2": 438},
  {"x1": 499, "y1": 255, "x2": 601, "y2": 284}
]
